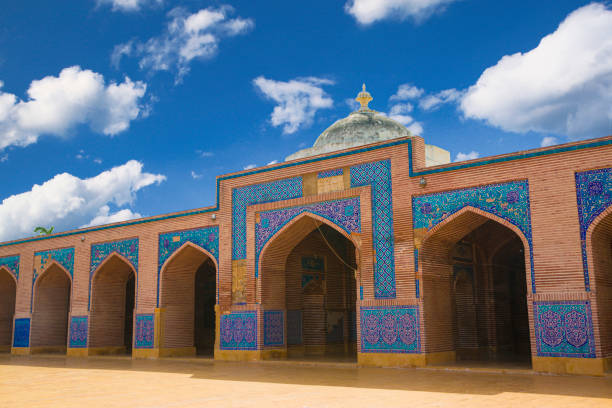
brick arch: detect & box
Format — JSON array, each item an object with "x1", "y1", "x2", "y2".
[
  {"x1": 418, "y1": 205, "x2": 532, "y2": 361},
  {"x1": 30, "y1": 262, "x2": 72, "y2": 351},
  {"x1": 159, "y1": 241, "x2": 217, "y2": 354},
  {"x1": 89, "y1": 252, "x2": 137, "y2": 352},
  {"x1": 585, "y1": 204, "x2": 612, "y2": 359},
  {"x1": 0, "y1": 267, "x2": 16, "y2": 349}
]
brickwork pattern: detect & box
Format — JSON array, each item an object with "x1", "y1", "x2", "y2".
[
  {"x1": 360, "y1": 306, "x2": 420, "y2": 353},
  {"x1": 287, "y1": 310, "x2": 303, "y2": 345}
]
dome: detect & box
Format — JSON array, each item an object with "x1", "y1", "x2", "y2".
[{"x1": 286, "y1": 85, "x2": 412, "y2": 161}]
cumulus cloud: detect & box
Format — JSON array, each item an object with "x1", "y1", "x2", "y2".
[
  {"x1": 267, "y1": 160, "x2": 279, "y2": 165},
  {"x1": 191, "y1": 170, "x2": 202, "y2": 179},
  {"x1": 386, "y1": 103, "x2": 424, "y2": 135},
  {"x1": 253, "y1": 76, "x2": 334, "y2": 134},
  {"x1": 419, "y1": 88, "x2": 463, "y2": 111},
  {"x1": 0, "y1": 160, "x2": 165, "y2": 241},
  {"x1": 97, "y1": 0, "x2": 163, "y2": 12},
  {"x1": 460, "y1": 3, "x2": 612, "y2": 139},
  {"x1": 0, "y1": 67, "x2": 146, "y2": 150},
  {"x1": 390, "y1": 83, "x2": 424, "y2": 101},
  {"x1": 540, "y1": 136, "x2": 558, "y2": 147},
  {"x1": 455, "y1": 151, "x2": 479, "y2": 162},
  {"x1": 243, "y1": 164, "x2": 256, "y2": 170},
  {"x1": 345, "y1": 0, "x2": 459, "y2": 25},
  {"x1": 113, "y1": 6, "x2": 254, "y2": 82}
]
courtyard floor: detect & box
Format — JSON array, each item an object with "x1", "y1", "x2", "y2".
[{"x1": 1, "y1": 354, "x2": 611, "y2": 407}]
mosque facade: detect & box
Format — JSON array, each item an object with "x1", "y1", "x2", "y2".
[{"x1": 0, "y1": 87, "x2": 611, "y2": 376}]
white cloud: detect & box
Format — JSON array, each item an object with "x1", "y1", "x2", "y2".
[
  {"x1": 267, "y1": 160, "x2": 278, "y2": 165},
  {"x1": 253, "y1": 76, "x2": 334, "y2": 134},
  {"x1": 191, "y1": 170, "x2": 202, "y2": 179},
  {"x1": 345, "y1": 98, "x2": 360, "y2": 111},
  {"x1": 97, "y1": 0, "x2": 163, "y2": 12},
  {"x1": 81, "y1": 207, "x2": 142, "y2": 228},
  {"x1": 93, "y1": 158, "x2": 103, "y2": 164},
  {"x1": 114, "y1": 6, "x2": 254, "y2": 82},
  {"x1": 0, "y1": 66, "x2": 146, "y2": 150},
  {"x1": 243, "y1": 164, "x2": 256, "y2": 170},
  {"x1": 540, "y1": 136, "x2": 558, "y2": 147},
  {"x1": 0, "y1": 153, "x2": 7, "y2": 162},
  {"x1": 0, "y1": 160, "x2": 165, "y2": 241},
  {"x1": 385, "y1": 102, "x2": 423, "y2": 135},
  {"x1": 196, "y1": 149, "x2": 214, "y2": 157},
  {"x1": 455, "y1": 151, "x2": 479, "y2": 161},
  {"x1": 460, "y1": 3, "x2": 612, "y2": 139},
  {"x1": 419, "y1": 88, "x2": 463, "y2": 111},
  {"x1": 390, "y1": 83, "x2": 424, "y2": 101},
  {"x1": 345, "y1": 0, "x2": 459, "y2": 25}
]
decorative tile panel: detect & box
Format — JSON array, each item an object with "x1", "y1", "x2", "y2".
[
  {"x1": 90, "y1": 238, "x2": 139, "y2": 276},
  {"x1": 158, "y1": 226, "x2": 219, "y2": 306},
  {"x1": 412, "y1": 180, "x2": 535, "y2": 293},
  {"x1": 13, "y1": 318, "x2": 30, "y2": 348},
  {"x1": 69, "y1": 316, "x2": 88, "y2": 348},
  {"x1": 232, "y1": 177, "x2": 302, "y2": 260},
  {"x1": 318, "y1": 168, "x2": 343, "y2": 178},
  {"x1": 0, "y1": 255, "x2": 19, "y2": 280},
  {"x1": 220, "y1": 311, "x2": 257, "y2": 350},
  {"x1": 264, "y1": 310, "x2": 284, "y2": 347},
  {"x1": 134, "y1": 314, "x2": 154, "y2": 348},
  {"x1": 351, "y1": 160, "x2": 396, "y2": 298},
  {"x1": 255, "y1": 197, "x2": 360, "y2": 277},
  {"x1": 534, "y1": 301, "x2": 596, "y2": 358},
  {"x1": 575, "y1": 168, "x2": 612, "y2": 291},
  {"x1": 33, "y1": 247, "x2": 75, "y2": 281},
  {"x1": 287, "y1": 310, "x2": 303, "y2": 345},
  {"x1": 360, "y1": 306, "x2": 420, "y2": 353}
]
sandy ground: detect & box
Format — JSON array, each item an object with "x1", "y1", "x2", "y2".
[{"x1": 0, "y1": 355, "x2": 611, "y2": 408}]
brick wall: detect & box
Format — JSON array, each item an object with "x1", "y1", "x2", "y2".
[
  {"x1": 30, "y1": 264, "x2": 70, "y2": 348},
  {"x1": 0, "y1": 269, "x2": 16, "y2": 346}
]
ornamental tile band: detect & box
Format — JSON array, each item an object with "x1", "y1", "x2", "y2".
[
  {"x1": 33, "y1": 247, "x2": 75, "y2": 281},
  {"x1": 318, "y1": 168, "x2": 343, "y2": 178},
  {"x1": 264, "y1": 310, "x2": 284, "y2": 347},
  {"x1": 157, "y1": 226, "x2": 219, "y2": 306},
  {"x1": 90, "y1": 238, "x2": 139, "y2": 276},
  {"x1": 533, "y1": 301, "x2": 596, "y2": 358},
  {"x1": 351, "y1": 160, "x2": 396, "y2": 298},
  {"x1": 232, "y1": 177, "x2": 303, "y2": 260},
  {"x1": 0, "y1": 255, "x2": 19, "y2": 280},
  {"x1": 575, "y1": 167, "x2": 612, "y2": 291},
  {"x1": 220, "y1": 311, "x2": 257, "y2": 350},
  {"x1": 255, "y1": 197, "x2": 361, "y2": 277},
  {"x1": 134, "y1": 314, "x2": 154, "y2": 348},
  {"x1": 360, "y1": 306, "x2": 420, "y2": 353},
  {"x1": 13, "y1": 318, "x2": 30, "y2": 348},
  {"x1": 69, "y1": 316, "x2": 88, "y2": 348},
  {"x1": 412, "y1": 180, "x2": 535, "y2": 292}
]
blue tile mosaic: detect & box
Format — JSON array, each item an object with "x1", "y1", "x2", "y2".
[
  {"x1": 69, "y1": 316, "x2": 88, "y2": 348},
  {"x1": 534, "y1": 301, "x2": 596, "y2": 358},
  {"x1": 351, "y1": 160, "x2": 396, "y2": 298},
  {"x1": 220, "y1": 311, "x2": 257, "y2": 350},
  {"x1": 157, "y1": 226, "x2": 219, "y2": 306},
  {"x1": 255, "y1": 197, "x2": 361, "y2": 277},
  {"x1": 360, "y1": 306, "x2": 420, "y2": 353},
  {"x1": 264, "y1": 310, "x2": 284, "y2": 347},
  {"x1": 13, "y1": 318, "x2": 30, "y2": 348},
  {"x1": 232, "y1": 177, "x2": 302, "y2": 260},
  {"x1": 0, "y1": 255, "x2": 19, "y2": 280},
  {"x1": 318, "y1": 168, "x2": 343, "y2": 178},
  {"x1": 287, "y1": 310, "x2": 303, "y2": 345},
  {"x1": 134, "y1": 314, "x2": 154, "y2": 348},
  {"x1": 90, "y1": 238, "x2": 139, "y2": 276},
  {"x1": 412, "y1": 180, "x2": 535, "y2": 293},
  {"x1": 33, "y1": 247, "x2": 75, "y2": 281},
  {"x1": 575, "y1": 167, "x2": 612, "y2": 291}
]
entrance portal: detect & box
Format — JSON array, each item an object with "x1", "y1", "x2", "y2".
[
  {"x1": 590, "y1": 210, "x2": 612, "y2": 366},
  {"x1": 0, "y1": 268, "x2": 16, "y2": 351},
  {"x1": 89, "y1": 254, "x2": 136, "y2": 354}
]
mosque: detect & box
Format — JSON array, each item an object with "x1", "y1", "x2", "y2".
[{"x1": 0, "y1": 86, "x2": 611, "y2": 376}]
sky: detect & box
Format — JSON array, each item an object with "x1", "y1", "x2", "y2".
[{"x1": 0, "y1": 0, "x2": 611, "y2": 242}]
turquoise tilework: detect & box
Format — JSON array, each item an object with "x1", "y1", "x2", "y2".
[{"x1": 0, "y1": 255, "x2": 19, "y2": 280}]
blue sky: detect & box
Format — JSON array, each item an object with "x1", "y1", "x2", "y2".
[{"x1": 0, "y1": 0, "x2": 610, "y2": 241}]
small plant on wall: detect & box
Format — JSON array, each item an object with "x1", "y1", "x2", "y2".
[{"x1": 34, "y1": 226, "x2": 54, "y2": 235}]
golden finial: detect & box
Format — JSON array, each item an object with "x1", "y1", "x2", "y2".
[{"x1": 355, "y1": 83, "x2": 373, "y2": 111}]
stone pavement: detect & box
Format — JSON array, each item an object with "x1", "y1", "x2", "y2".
[{"x1": 1, "y1": 355, "x2": 611, "y2": 408}]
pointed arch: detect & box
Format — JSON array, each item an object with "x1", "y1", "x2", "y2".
[
  {"x1": 0, "y1": 267, "x2": 17, "y2": 349},
  {"x1": 0, "y1": 266, "x2": 17, "y2": 285}
]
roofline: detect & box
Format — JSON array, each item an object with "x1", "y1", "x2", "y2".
[{"x1": 1, "y1": 134, "x2": 610, "y2": 249}]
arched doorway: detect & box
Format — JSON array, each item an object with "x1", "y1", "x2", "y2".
[
  {"x1": 89, "y1": 254, "x2": 136, "y2": 355},
  {"x1": 420, "y1": 208, "x2": 532, "y2": 366},
  {"x1": 30, "y1": 263, "x2": 71, "y2": 353},
  {"x1": 260, "y1": 214, "x2": 358, "y2": 360},
  {"x1": 0, "y1": 268, "x2": 16, "y2": 351},
  {"x1": 588, "y1": 208, "x2": 612, "y2": 366},
  {"x1": 160, "y1": 244, "x2": 216, "y2": 356}
]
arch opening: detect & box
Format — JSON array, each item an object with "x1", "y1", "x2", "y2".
[
  {"x1": 420, "y1": 210, "x2": 532, "y2": 367},
  {"x1": 89, "y1": 254, "x2": 136, "y2": 355},
  {"x1": 261, "y1": 214, "x2": 357, "y2": 361},
  {"x1": 30, "y1": 264, "x2": 71, "y2": 353},
  {"x1": 160, "y1": 244, "x2": 216, "y2": 356},
  {"x1": 589, "y1": 209, "x2": 612, "y2": 366},
  {"x1": 0, "y1": 268, "x2": 16, "y2": 351}
]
